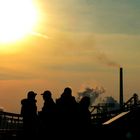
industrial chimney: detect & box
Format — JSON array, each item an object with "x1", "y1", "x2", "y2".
[{"x1": 119, "y1": 67, "x2": 124, "y2": 109}]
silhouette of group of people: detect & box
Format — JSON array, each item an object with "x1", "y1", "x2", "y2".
[{"x1": 20, "y1": 87, "x2": 92, "y2": 139}]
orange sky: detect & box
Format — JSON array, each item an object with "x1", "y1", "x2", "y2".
[{"x1": 0, "y1": 0, "x2": 140, "y2": 113}]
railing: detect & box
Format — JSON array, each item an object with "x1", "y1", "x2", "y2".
[
  {"x1": 90, "y1": 103, "x2": 115, "y2": 114},
  {"x1": 0, "y1": 93, "x2": 139, "y2": 137},
  {"x1": 90, "y1": 93, "x2": 140, "y2": 125},
  {"x1": 122, "y1": 93, "x2": 140, "y2": 111},
  {"x1": 91, "y1": 109, "x2": 122, "y2": 125},
  {"x1": 0, "y1": 111, "x2": 23, "y2": 138}
]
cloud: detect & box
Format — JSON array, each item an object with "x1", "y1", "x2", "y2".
[
  {"x1": 31, "y1": 32, "x2": 49, "y2": 39},
  {"x1": 0, "y1": 32, "x2": 139, "y2": 80},
  {"x1": 43, "y1": 0, "x2": 140, "y2": 34},
  {"x1": 77, "y1": 86, "x2": 105, "y2": 105},
  {"x1": 96, "y1": 52, "x2": 120, "y2": 68}
]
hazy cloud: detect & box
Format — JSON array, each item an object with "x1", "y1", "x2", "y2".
[
  {"x1": 96, "y1": 52, "x2": 120, "y2": 68},
  {"x1": 43, "y1": 0, "x2": 140, "y2": 34}
]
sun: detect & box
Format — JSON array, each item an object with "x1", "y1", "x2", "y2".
[{"x1": 0, "y1": 0, "x2": 38, "y2": 43}]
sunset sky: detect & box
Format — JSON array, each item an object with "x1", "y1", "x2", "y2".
[{"x1": 0, "y1": 0, "x2": 140, "y2": 113}]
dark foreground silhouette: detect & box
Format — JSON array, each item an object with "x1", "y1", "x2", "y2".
[
  {"x1": 20, "y1": 88, "x2": 92, "y2": 140},
  {"x1": 0, "y1": 89, "x2": 140, "y2": 140}
]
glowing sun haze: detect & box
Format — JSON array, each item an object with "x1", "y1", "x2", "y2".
[{"x1": 0, "y1": 0, "x2": 38, "y2": 43}]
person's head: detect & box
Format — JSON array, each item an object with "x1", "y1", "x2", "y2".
[
  {"x1": 62, "y1": 87, "x2": 72, "y2": 97},
  {"x1": 80, "y1": 96, "x2": 90, "y2": 108},
  {"x1": 41, "y1": 90, "x2": 52, "y2": 100},
  {"x1": 27, "y1": 91, "x2": 37, "y2": 99}
]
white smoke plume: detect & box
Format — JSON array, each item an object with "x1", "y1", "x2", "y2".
[
  {"x1": 101, "y1": 96, "x2": 120, "y2": 111},
  {"x1": 77, "y1": 86, "x2": 119, "y2": 113},
  {"x1": 77, "y1": 86, "x2": 105, "y2": 105}
]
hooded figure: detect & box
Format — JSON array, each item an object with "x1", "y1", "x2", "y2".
[{"x1": 21, "y1": 91, "x2": 38, "y2": 138}]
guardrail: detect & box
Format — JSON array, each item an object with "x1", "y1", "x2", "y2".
[
  {"x1": 0, "y1": 111, "x2": 23, "y2": 139},
  {"x1": 90, "y1": 93, "x2": 140, "y2": 125}
]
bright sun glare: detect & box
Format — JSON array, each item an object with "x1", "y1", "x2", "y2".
[{"x1": 0, "y1": 0, "x2": 38, "y2": 43}]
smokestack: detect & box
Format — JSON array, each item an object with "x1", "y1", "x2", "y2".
[{"x1": 119, "y1": 67, "x2": 123, "y2": 109}]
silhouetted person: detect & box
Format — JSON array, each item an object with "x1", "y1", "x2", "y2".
[
  {"x1": 128, "y1": 94, "x2": 140, "y2": 139},
  {"x1": 56, "y1": 87, "x2": 78, "y2": 139},
  {"x1": 39, "y1": 90, "x2": 56, "y2": 138},
  {"x1": 20, "y1": 91, "x2": 38, "y2": 139},
  {"x1": 133, "y1": 93, "x2": 139, "y2": 106},
  {"x1": 78, "y1": 96, "x2": 92, "y2": 138}
]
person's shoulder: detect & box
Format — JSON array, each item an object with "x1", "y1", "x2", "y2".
[
  {"x1": 71, "y1": 96, "x2": 76, "y2": 101},
  {"x1": 21, "y1": 98, "x2": 27, "y2": 104},
  {"x1": 56, "y1": 98, "x2": 62, "y2": 104},
  {"x1": 56, "y1": 98, "x2": 59, "y2": 103}
]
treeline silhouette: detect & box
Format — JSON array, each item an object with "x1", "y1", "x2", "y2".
[{"x1": 20, "y1": 87, "x2": 92, "y2": 139}]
